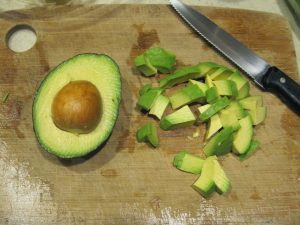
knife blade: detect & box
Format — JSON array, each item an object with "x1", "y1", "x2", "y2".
[{"x1": 170, "y1": 0, "x2": 300, "y2": 115}]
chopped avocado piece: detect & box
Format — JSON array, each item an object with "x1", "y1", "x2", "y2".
[
  {"x1": 209, "y1": 67, "x2": 233, "y2": 80},
  {"x1": 149, "y1": 94, "x2": 170, "y2": 120},
  {"x1": 205, "y1": 75, "x2": 214, "y2": 88},
  {"x1": 137, "y1": 88, "x2": 163, "y2": 111},
  {"x1": 136, "y1": 123, "x2": 159, "y2": 147},
  {"x1": 144, "y1": 47, "x2": 176, "y2": 73},
  {"x1": 139, "y1": 83, "x2": 152, "y2": 96},
  {"x1": 32, "y1": 54, "x2": 121, "y2": 158},
  {"x1": 160, "y1": 105, "x2": 196, "y2": 130},
  {"x1": 169, "y1": 83, "x2": 204, "y2": 109},
  {"x1": 232, "y1": 115, "x2": 253, "y2": 154},
  {"x1": 188, "y1": 80, "x2": 208, "y2": 94},
  {"x1": 173, "y1": 150, "x2": 204, "y2": 174},
  {"x1": 213, "y1": 80, "x2": 238, "y2": 97},
  {"x1": 159, "y1": 64, "x2": 203, "y2": 89},
  {"x1": 213, "y1": 158, "x2": 231, "y2": 194},
  {"x1": 192, "y1": 156, "x2": 216, "y2": 197},
  {"x1": 193, "y1": 156, "x2": 230, "y2": 197},
  {"x1": 219, "y1": 109, "x2": 240, "y2": 131},
  {"x1": 198, "y1": 104, "x2": 211, "y2": 114},
  {"x1": 238, "y1": 96, "x2": 266, "y2": 125},
  {"x1": 239, "y1": 139, "x2": 260, "y2": 161},
  {"x1": 225, "y1": 101, "x2": 247, "y2": 119},
  {"x1": 228, "y1": 71, "x2": 250, "y2": 99},
  {"x1": 199, "y1": 97, "x2": 230, "y2": 121},
  {"x1": 134, "y1": 54, "x2": 157, "y2": 76},
  {"x1": 206, "y1": 86, "x2": 220, "y2": 103},
  {"x1": 248, "y1": 106, "x2": 267, "y2": 125},
  {"x1": 203, "y1": 127, "x2": 235, "y2": 156},
  {"x1": 239, "y1": 95, "x2": 263, "y2": 110},
  {"x1": 206, "y1": 114, "x2": 223, "y2": 140}
]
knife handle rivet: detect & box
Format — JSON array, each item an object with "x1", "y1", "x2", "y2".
[{"x1": 279, "y1": 77, "x2": 286, "y2": 84}]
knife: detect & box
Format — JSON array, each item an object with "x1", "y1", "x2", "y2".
[{"x1": 170, "y1": 0, "x2": 300, "y2": 115}]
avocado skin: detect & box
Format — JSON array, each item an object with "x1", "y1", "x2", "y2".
[{"x1": 32, "y1": 53, "x2": 122, "y2": 158}]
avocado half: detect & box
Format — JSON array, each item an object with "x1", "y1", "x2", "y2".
[{"x1": 33, "y1": 54, "x2": 121, "y2": 158}]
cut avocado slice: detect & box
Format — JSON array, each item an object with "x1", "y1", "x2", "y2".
[
  {"x1": 239, "y1": 95, "x2": 263, "y2": 110},
  {"x1": 169, "y1": 83, "x2": 204, "y2": 109},
  {"x1": 199, "y1": 97, "x2": 230, "y2": 122},
  {"x1": 136, "y1": 122, "x2": 159, "y2": 147},
  {"x1": 206, "y1": 86, "x2": 220, "y2": 103},
  {"x1": 173, "y1": 150, "x2": 204, "y2": 174},
  {"x1": 193, "y1": 156, "x2": 230, "y2": 197},
  {"x1": 144, "y1": 47, "x2": 176, "y2": 73},
  {"x1": 192, "y1": 156, "x2": 216, "y2": 197},
  {"x1": 228, "y1": 71, "x2": 250, "y2": 99},
  {"x1": 209, "y1": 67, "x2": 233, "y2": 80},
  {"x1": 160, "y1": 105, "x2": 196, "y2": 130},
  {"x1": 159, "y1": 64, "x2": 203, "y2": 89},
  {"x1": 203, "y1": 127, "x2": 235, "y2": 156},
  {"x1": 248, "y1": 106, "x2": 267, "y2": 125},
  {"x1": 206, "y1": 114, "x2": 223, "y2": 140},
  {"x1": 219, "y1": 108, "x2": 240, "y2": 131},
  {"x1": 32, "y1": 54, "x2": 121, "y2": 158},
  {"x1": 213, "y1": 80, "x2": 238, "y2": 97},
  {"x1": 198, "y1": 104, "x2": 211, "y2": 114},
  {"x1": 232, "y1": 115, "x2": 253, "y2": 154},
  {"x1": 137, "y1": 88, "x2": 163, "y2": 111},
  {"x1": 149, "y1": 94, "x2": 170, "y2": 120},
  {"x1": 188, "y1": 80, "x2": 208, "y2": 94},
  {"x1": 239, "y1": 139, "x2": 260, "y2": 160},
  {"x1": 205, "y1": 75, "x2": 214, "y2": 88},
  {"x1": 225, "y1": 101, "x2": 247, "y2": 119},
  {"x1": 134, "y1": 54, "x2": 157, "y2": 76}
]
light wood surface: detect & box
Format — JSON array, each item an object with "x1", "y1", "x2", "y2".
[{"x1": 0, "y1": 4, "x2": 299, "y2": 225}]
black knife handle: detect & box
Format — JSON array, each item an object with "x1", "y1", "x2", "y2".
[{"x1": 263, "y1": 66, "x2": 300, "y2": 115}]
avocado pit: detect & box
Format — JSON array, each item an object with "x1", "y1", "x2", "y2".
[{"x1": 51, "y1": 80, "x2": 101, "y2": 134}]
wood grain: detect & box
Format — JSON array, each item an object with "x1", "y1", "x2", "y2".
[{"x1": 0, "y1": 4, "x2": 299, "y2": 225}]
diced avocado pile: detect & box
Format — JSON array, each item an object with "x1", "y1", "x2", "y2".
[{"x1": 133, "y1": 47, "x2": 267, "y2": 198}]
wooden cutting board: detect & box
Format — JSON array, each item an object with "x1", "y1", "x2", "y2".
[{"x1": 0, "y1": 4, "x2": 299, "y2": 225}]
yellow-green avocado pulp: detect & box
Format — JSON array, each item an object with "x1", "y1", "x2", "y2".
[{"x1": 33, "y1": 54, "x2": 121, "y2": 158}]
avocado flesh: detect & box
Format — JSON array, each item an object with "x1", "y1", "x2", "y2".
[
  {"x1": 149, "y1": 94, "x2": 170, "y2": 120},
  {"x1": 206, "y1": 114, "x2": 222, "y2": 140},
  {"x1": 144, "y1": 47, "x2": 176, "y2": 73},
  {"x1": 203, "y1": 127, "x2": 235, "y2": 156},
  {"x1": 33, "y1": 54, "x2": 121, "y2": 158},
  {"x1": 160, "y1": 105, "x2": 196, "y2": 130},
  {"x1": 206, "y1": 86, "x2": 220, "y2": 103},
  {"x1": 137, "y1": 88, "x2": 163, "y2": 111},
  {"x1": 219, "y1": 109, "x2": 240, "y2": 131},
  {"x1": 213, "y1": 80, "x2": 238, "y2": 97},
  {"x1": 232, "y1": 115, "x2": 253, "y2": 154},
  {"x1": 169, "y1": 83, "x2": 204, "y2": 109},
  {"x1": 248, "y1": 106, "x2": 267, "y2": 125},
  {"x1": 139, "y1": 83, "x2": 152, "y2": 96},
  {"x1": 188, "y1": 80, "x2": 208, "y2": 94},
  {"x1": 239, "y1": 139, "x2": 260, "y2": 161},
  {"x1": 225, "y1": 101, "x2": 247, "y2": 119},
  {"x1": 134, "y1": 54, "x2": 157, "y2": 76},
  {"x1": 209, "y1": 67, "x2": 233, "y2": 80},
  {"x1": 228, "y1": 71, "x2": 250, "y2": 99},
  {"x1": 173, "y1": 150, "x2": 204, "y2": 174},
  {"x1": 199, "y1": 97, "x2": 230, "y2": 121},
  {"x1": 239, "y1": 95, "x2": 263, "y2": 110},
  {"x1": 136, "y1": 123, "x2": 159, "y2": 147}
]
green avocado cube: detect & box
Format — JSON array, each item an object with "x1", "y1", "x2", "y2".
[
  {"x1": 219, "y1": 108, "x2": 240, "y2": 131},
  {"x1": 205, "y1": 86, "x2": 220, "y2": 103},
  {"x1": 134, "y1": 54, "x2": 157, "y2": 76},
  {"x1": 144, "y1": 47, "x2": 176, "y2": 73},
  {"x1": 149, "y1": 94, "x2": 170, "y2": 120},
  {"x1": 203, "y1": 127, "x2": 235, "y2": 156},
  {"x1": 199, "y1": 97, "x2": 230, "y2": 121},
  {"x1": 248, "y1": 106, "x2": 267, "y2": 125},
  {"x1": 169, "y1": 83, "x2": 204, "y2": 109},
  {"x1": 239, "y1": 95, "x2": 263, "y2": 110},
  {"x1": 228, "y1": 71, "x2": 250, "y2": 99},
  {"x1": 173, "y1": 150, "x2": 205, "y2": 174},
  {"x1": 209, "y1": 67, "x2": 233, "y2": 80},
  {"x1": 213, "y1": 80, "x2": 238, "y2": 97},
  {"x1": 160, "y1": 105, "x2": 196, "y2": 130},
  {"x1": 188, "y1": 80, "x2": 208, "y2": 94},
  {"x1": 206, "y1": 114, "x2": 223, "y2": 140},
  {"x1": 232, "y1": 115, "x2": 253, "y2": 155},
  {"x1": 137, "y1": 88, "x2": 163, "y2": 111},
  {"x1": 136, "y1": 123, "x2": 159, "y2": 147},
  {"x1": 225, "y1": 101, "x2": 247, "y2": 119}
]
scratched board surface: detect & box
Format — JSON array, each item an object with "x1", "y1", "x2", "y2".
[{"x1": 0, "y1": 4, "x2": 299, "y2": 225}]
